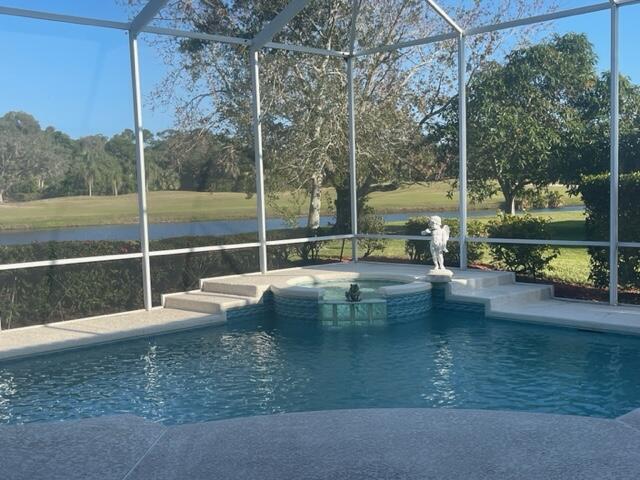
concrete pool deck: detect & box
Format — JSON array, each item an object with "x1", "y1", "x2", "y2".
[
  {"x1": 2, "y1": 408, "x2": 640, "y2": 479},
  {"x1": 0, "y1": 308, "x2": 224, "y2": 361}
]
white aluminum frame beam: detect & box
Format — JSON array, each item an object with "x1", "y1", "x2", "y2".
[
  {"x1": 143, "y1": 25, "x2": 251, "y2": 46},
  {"x1": 266, "y1": 234, "x2": 353, "y2": 247},
  {"x1": 348, "y1": 0, "x2": 361, "y2": 54},
  {"x1": 0, "y1": 5, "x2": 129, "y2": 29},
  {"x1": 426, "y1": 0, "x2": 463, "y2": 33},
  {"x1": 250, "y1": 50, "x2": 268, "y2": 274},
  {"x1": 0, "y1": 5, "x2": 344, "y2": 57},
  {"x1": 265, "y1": 42, "x2": 348, "y2": 57},
  {"x1": 128, "y1": 34, "x2": 153, "y2": 310},
  {"x1": 465, "y1": 237, "x2": 611, "y2": 247},
  {"x1": 354, "y1": 32, "x2": 457, "y2": 57},
  {"x1": 0, "y1": 235, "x2": 355, "y2": 272},
  {"x1": 360, "y1": 234, "x2": 461, "y2": 242},
  {"x1": 347, "y1": 57, "x2": 359, "y2": 261},
  {"x1": 458, "y1": 33, "x2": 468, "y2": 269},
  {"x1": 0, "y1": 252, "x2": 144, "y2": 272},
  {"x1": 466, "y1": 3, "x2": 611, "y2": 36},
  {"x1": 129, "y1": 0, "x2": 169, "y2": 35},
  {"x1": 144, "y1": 26, "x2": 348, "y2": 56},
  {"x1": 252, "y1": 0, "x2": 312, "y2": 49},
  {"x1": 609, "y1": 3, "x2": 620, "y2": 305}
]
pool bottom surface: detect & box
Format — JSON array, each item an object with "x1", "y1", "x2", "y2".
[{"x1": 1, "y1": 310, "x2": 640, "y2": 425}]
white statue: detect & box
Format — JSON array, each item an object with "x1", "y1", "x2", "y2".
[{"x1": 421, "y1": 216, "x2": 450, "y2": 270}]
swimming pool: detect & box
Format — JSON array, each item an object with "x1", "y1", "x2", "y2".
[{"x1": 2, "y1": 309, "x2": 640, "y2": 425}]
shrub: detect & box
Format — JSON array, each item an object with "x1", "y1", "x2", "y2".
[
  {"x1": 0, "y1": 228, "x2": 339, "y2": 329},
  {"x1": 404, "y1": 216, "x2": 485, "y2": 267},
  {"x1": 358, "y1": 210, "x2": 387, "y2": 258},
  {"x1": 514, "y1": 188, "x2": 563, "y2": 211},
  {"x1": 486, "y1": 213, "x2": 559, "y2": 278},
  {"x1": 514, "y1": 190, "x2": 546, "y2": 211},
  {"x1": 265, "y1": 226, "x2": 337, "y2": 268},
  {"x1": 295, "y1": 239, "x2": 322, "y2": 262},
  {"x1": 578, "y1": 172, "x2": 640, "y2": 289},
  {"x1": 546, "y1": 190, "x2": 563, "y2": 209}
]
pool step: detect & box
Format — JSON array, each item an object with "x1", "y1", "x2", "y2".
[
  {"x1": 448, "y1": 282, "x2": 554, "y2": 312},
  {"x1": 163, "y1": 291, "x2": 259, "y2": 315},
  {"x1": 165, "y1": 266, "x2": 550, "y2": 322},
  {"x1": 488, "y1": 300, "x2": 640, "y2": 335},
  {"x1": 450, "y1": 271, "x2": 515, "y2": 290},
  {"x1": 200, "y1": 279, "x2": 270, "y2": 298}
]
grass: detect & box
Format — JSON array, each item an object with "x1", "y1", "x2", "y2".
[
  {"x1": 384, "y1": 209, "x2": 588, "y2": 240},
  {"x1": 0, "y1": 182, "x2": 595, "y2": 290},
  {"x1": 367, "y1": 182, "x2": 581, "y2": 214},
  {"x1": 0, "y1": 182, "x2": 582, "y2": 231},
  {"x1": 320, "y1": 238, "x2": 593, "y2": 287},
  {"x1": 321, "y1": 208, "x2": 594, "y2": 287}
]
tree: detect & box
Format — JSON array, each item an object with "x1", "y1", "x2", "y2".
[
  {"x1": 553, "y1": 72, "x2": 640, "y2": 185},
  {"x1": 435, "y1": 33, "x2": 597, "y2": 214},
  {"x1": 103, "y1": 155, "x2": 124, "y2": 196},
  {"x1": 0, "y1": 112, "x2": 58, "y2": 202},
  {"x1": 105, "y1": 129, "x2": 138, "y2": 194},
  {"x1": 134, "y1": 0, "x2": 547, "y2": 229},
  {"x1": 37, "y1": 128, "x2": 73, "y2": 194},
  {"x1": 0, "y1": 112, "x2": 40, "y2": 202},
  {"x1": 75, "y1": 136, "x2": 115, "y2": 197}
]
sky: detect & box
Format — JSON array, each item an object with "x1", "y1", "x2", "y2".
[{"x1": 0, "y1": 0, "x2": 638, "y2": 139}]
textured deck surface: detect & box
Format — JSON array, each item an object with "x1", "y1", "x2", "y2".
[
  {"x1": 0, "y1": 308, "x2": 224, "y2": 361},
  {"x1": 2, "y1": 408, "x2": 640, "y2": 480}
]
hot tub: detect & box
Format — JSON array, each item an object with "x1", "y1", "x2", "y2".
[{"x1": 271, "y1": 275, "x2": 432, "y2": 326}]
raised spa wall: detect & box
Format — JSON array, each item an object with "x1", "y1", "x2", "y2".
[
  {"x1": 221, "y1": 278, "x2": 483, "y2": 326},
  {"x1": 268, "y1": 276, "x2": 439, "y2": 325}
]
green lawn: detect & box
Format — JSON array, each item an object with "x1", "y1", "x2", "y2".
[
  {"x1": 367, "y1": 182, "x2": 581, "y2": 214},
  {"x1": 0, "y1": 182, "x2": 594, "y2": 288},
  {"x1": 0, "y1": 182, "x2": 582, "y2": 231},
  {"x1": 336, "y1": 208, "x2": 593, "y2": 286},
  {"x1": 320, "y1": 238, "x2": 593, "y2": 287}
]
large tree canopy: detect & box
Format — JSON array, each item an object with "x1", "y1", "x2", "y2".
[
  {"x1": 132, "y1": 0, "x2": 545, "y2": 230},
  {"x1": 0, "y1": 112, "x2": 69, "y2": 203},
  {"x1": 0, "y1": 110, "x2": 249, "y2": 202},
  {"x1": 435, "y1": 33, "x2": 598, "y2": 214},
  {"x1": 554, "y1": 71, "x2": 640, "y2": 185}
]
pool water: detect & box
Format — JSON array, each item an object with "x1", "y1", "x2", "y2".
[
  {"x1": 1, "y1": 310, "x2": 640, "y2": 425},
  {"x1": 299, "y1": 279, "x2": 406, "y2": 300}
]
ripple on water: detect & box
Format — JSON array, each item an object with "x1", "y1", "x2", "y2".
[{"x1": 1, "y1": 311, "x2": 640, "y2": 424}]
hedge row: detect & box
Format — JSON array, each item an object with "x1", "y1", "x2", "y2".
[
  {"x1": 0, "y1": 227, "x2": 338, "y2": 329},
  {"x1": 578, "y1": 172, "x2": 640, "y2": 289}
]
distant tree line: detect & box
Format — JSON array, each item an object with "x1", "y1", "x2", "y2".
[
  {"x1": 0, "y1": 111, "x2": 256, "y2": 203},
  {"x1": 3, "y1": 26, "x2": 639, "y2": 228}
]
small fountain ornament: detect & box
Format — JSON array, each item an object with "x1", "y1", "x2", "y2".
[
  {"x1": 421, "y1": 216, "x2": 452, "y2": 279},
  {"x1": 345, "y1": 284, "x2": 362, "y2": 302}
]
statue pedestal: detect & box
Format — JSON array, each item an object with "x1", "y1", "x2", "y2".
[{"x1": 426, "y1": 269, "x2": 453, "y2": 283}]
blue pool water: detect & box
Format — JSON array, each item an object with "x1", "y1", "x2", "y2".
[{"x1": 1, "y1": 310, "x2": 640, "y2": 425}]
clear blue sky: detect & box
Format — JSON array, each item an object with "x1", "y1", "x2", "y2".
[{"x1": 0, "y1": 0, "x2": 638, "y2": 138}]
